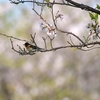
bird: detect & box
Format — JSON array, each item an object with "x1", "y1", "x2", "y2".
[{"x1": 24, "y1": 42, "x2": 44, "y2": 52}]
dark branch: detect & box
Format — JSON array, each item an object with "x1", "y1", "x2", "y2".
[
  {"x1": 9, "y1": 0, "x2": 100, "y2": 15},
  {"x1": 65, "y1": 0, "x2": 100, "y2": 14}
]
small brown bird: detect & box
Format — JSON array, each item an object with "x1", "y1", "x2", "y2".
[{"x1": 24, "y1": 42, "x2": 44, "y2": 52}]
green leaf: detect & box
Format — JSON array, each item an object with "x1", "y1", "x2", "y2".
[
  {"x1": 94, "y1": 13, "x2": 98, "y2": 20},
  {"x1": 47, "y1": 5, "x2": 52, "y2": 8},
  {"x1": 46, "y1": 0, "x2": 50, "y2": 2},
  {"x1": 96, "y1": 4, "x2": 100, "y2": 10},
  {"x1": 89, "y1": 12, "x2": 95, "y2": 20}
]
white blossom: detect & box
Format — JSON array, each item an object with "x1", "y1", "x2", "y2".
[{"x1": 96, "y1": 26, "x2": 100, "y2": 34}]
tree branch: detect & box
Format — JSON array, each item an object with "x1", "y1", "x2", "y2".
[
  {"x1": 9, "y1": 0, "x2": 100, "y2": 14},
  {"x1": 65, "y1": 0, "x2": 100, "y2": 14}
]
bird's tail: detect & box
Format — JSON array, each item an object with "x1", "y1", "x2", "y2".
[{"x1": 36, "y1": 47, "x2": 45, "y2": 52}]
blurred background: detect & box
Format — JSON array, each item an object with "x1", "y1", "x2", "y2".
[{"x1": 0, "y1": 0, "x2": 100, "y2": 100}]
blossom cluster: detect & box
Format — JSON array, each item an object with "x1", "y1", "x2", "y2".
[
  {"x1": 39, "y1": 12, "x2": 64, "y2": 37},
  {"x1": 87, "y1": 22, "x2": 100, "y2": 39},
  {"x1": 40, "y1": 23, "x2": 57, "y2": 37}
]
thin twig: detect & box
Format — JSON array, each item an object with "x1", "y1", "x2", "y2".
[
  {"x1": 69, "y1": 36, "x2": 75, "y2": 46},
  {"x1": 30, "y1": 33, "x2": 37, "y2": 46},
  {"x1": 51, "y1": 5, "x2": 58, "y2": 29},
  {"x1": 0, "y1": 33, "x2": 27, "y2": 42},
  {"x1": 32, "y1": 7, "x2": 51, "y2": 28},
  {"x1": 48, "y1": 36, "x2": 55, "y2": 49},
  {"x1": 42, "y1": 37, "x2": 47, "y2": 50},
  {"x1": 40, "y1": 0, "x2": 45, "y2": 16},
  {"x1": 10, "y1": 38, "x2": 21, "y2": 54}
]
